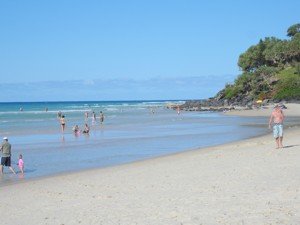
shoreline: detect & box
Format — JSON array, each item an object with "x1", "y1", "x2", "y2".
[
  {"x1": 0, "y1": 124, "x2": 272, "y2": 188},
  {"x1": 0, "y1": 111, "x2": 279, "y2": 188},
  {"x1": 1, "y1": 107, "x2": 272, "y2": 182},
  {"x1": 2, "y1": 123, "x2": 298, "y2": 183}
]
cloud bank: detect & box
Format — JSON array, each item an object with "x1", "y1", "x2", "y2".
[{"x1": 1, "y1": 75, "x2": 235, "y2": 102}]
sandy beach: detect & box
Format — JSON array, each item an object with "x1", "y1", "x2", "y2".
[
  {"x1": 225, "y1": 103, "x2": 300, "y2": 117},
  {"x1": 0, "y1": 106, "x2": 299, "y2": 225}
]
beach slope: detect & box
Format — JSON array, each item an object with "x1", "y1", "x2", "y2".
[{"x1": 0, "y1": 128, "x2": 300, "y2": 224}]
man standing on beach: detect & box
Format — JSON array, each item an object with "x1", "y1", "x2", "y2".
[
  {"x1": 268, "y1": 105, "x2": 285, "y2": 149},
  {"x1": 0, "y1": 137, "x2": 16, "y2": 174}
]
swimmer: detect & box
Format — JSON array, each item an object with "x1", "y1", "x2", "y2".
[
  {"x1": 176, "y1": 105, "x2": 181, "y2": 115},
  {"x1": 99, "y1": 111, "x2": 105, "y2": 124},
  {"x1": 92, "y1": 111, "x2": 96, "y2": 123},
  {"x1": 60, "y1": 115, "x2": 66, "y2": 133},
  {"x1": 84, "y1": 111, "x2": 89, "y2": 121},
  {"x1": 72, "y1": 125, "x2": 81, "y2": 136},
  {"x1": 57, "y1": 111, "x2": 62, "y2": 119},
  {"x1": 83, "y1": 123, "x2": 90, "y2": 134}
]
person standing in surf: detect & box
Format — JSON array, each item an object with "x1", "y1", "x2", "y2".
[
  {"x1": 99, "y1": 111, "x2": 105, "y2": 125},
  {"x1": 0, "y1": 137, "x2": 16, "y2": 174},
  {"x1": 60, "y1": 115, "x2": 66, "y2": 133}
]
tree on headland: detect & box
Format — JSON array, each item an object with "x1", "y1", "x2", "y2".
[
  {"x1": 287, "y1": 33, "x2": 300, "y2": 62},
  {"x1": 238, "y1": 36, "x2": 293, "y2": 72},
  {"x1": 238, "y1": 39, "x2": 267, "y2": 72},
  {"x1": 287, "y1": 23, "x2": 300, "y2": 37}
]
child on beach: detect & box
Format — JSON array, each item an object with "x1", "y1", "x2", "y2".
[{"x1": 18, "y1": 154, "x2": 24, "y2": 174}]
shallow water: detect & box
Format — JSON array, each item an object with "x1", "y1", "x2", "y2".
[{"x1": 0, "y1": 101, "x2": 273, "y2": 184}]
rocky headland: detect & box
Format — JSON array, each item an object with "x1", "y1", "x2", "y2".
[{"x1": 177, "y1": 24, "x2": 300, "y2": 112}]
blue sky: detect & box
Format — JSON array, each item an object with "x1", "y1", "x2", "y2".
[{"x1": 0, "y1": 0, "x2": 299, "y2": 101}]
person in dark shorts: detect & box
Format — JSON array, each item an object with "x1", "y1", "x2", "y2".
[
  {"x1": 99, "y1": 111, "x2": 105, "y2": 124},
  {"x1": 83, "y1": 123, "x2": 90, "y2": 134},
  {"x1": 0, "y1": 137, "x2": 16, "y2": 174}
]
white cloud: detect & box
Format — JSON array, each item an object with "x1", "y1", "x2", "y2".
[{"x1": 83, "y1": 79, "x2": 95, "y2": 86}]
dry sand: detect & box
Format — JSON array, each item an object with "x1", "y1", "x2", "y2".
[
  {"x1": 0, "y1": 105, "x2": 299, "y2": 225},
  {"x1": 225, "y1": 103, "x2": 300, "y2": 117}
]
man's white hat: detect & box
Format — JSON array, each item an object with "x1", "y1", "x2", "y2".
[{"x1": 3, "y1": 137, "x2": 8, "y2": 140}]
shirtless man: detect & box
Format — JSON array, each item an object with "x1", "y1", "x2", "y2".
[{"x1": 268, "y1": 104, "x2": 285, "y2": 148}]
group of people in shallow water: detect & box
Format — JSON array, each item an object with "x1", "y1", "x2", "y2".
[
  {"x1": 0, "y1": 110, "x2": 106, "y2": 175},
  {"x1": 72, "y1": 123, "x2": 90, "y2": 135},
  {"x1": 57, "y1": 110, "x2": 105, "y2": 134},
  {"x1": 0, "y1": 103, "x2": 287, "y2": 176}
]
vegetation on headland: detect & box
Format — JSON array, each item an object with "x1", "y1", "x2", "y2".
[
  {"x1": 179, "y1": 24, "x2": 300, "y2": 111},
  {"x1": 219, "y1": 23, "x2": 300, "y2": 103}
]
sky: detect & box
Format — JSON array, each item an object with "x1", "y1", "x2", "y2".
[{"x1": 0, "y1": 0, "x2": 299, "y2": 102}]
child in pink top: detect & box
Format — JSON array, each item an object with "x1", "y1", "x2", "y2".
[{"x1": 18, "y1": 154, "x2": 24, "y2": 174}]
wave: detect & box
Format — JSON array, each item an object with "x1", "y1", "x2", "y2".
[
  {"x1": 24, "y1": 119, "x2": 47, "y2": 122},
  {"x1": 105, "y1": 108, "x2": 120, "y2": 112},
  {"x1": 0, "y1": 109, "x2": 92, "y2": 115}
]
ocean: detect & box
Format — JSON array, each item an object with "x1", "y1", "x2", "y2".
[{"x1": 0, "y1": 100, "x2": 270, "y2": 184}]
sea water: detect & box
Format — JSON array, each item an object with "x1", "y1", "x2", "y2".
[{"x1": 0, "y1": 100, "x2": 270, "y2": 184}]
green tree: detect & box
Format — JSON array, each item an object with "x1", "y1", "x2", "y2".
[
  {"x1": 296, "y1": 62, "x2": 300, "y2": 75},
  {"x1": 262, "y1": 37, "x2": 287, "y2": 67},
  {"x1": 286, "y1": 33, "x2": 300, "y2": 62},
  {"x1": 238, "y1": 43, "x2": 264, "y2": 72},
  {"x1": 287, "y1": 23, "x2": 300, "y2": 37}
]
